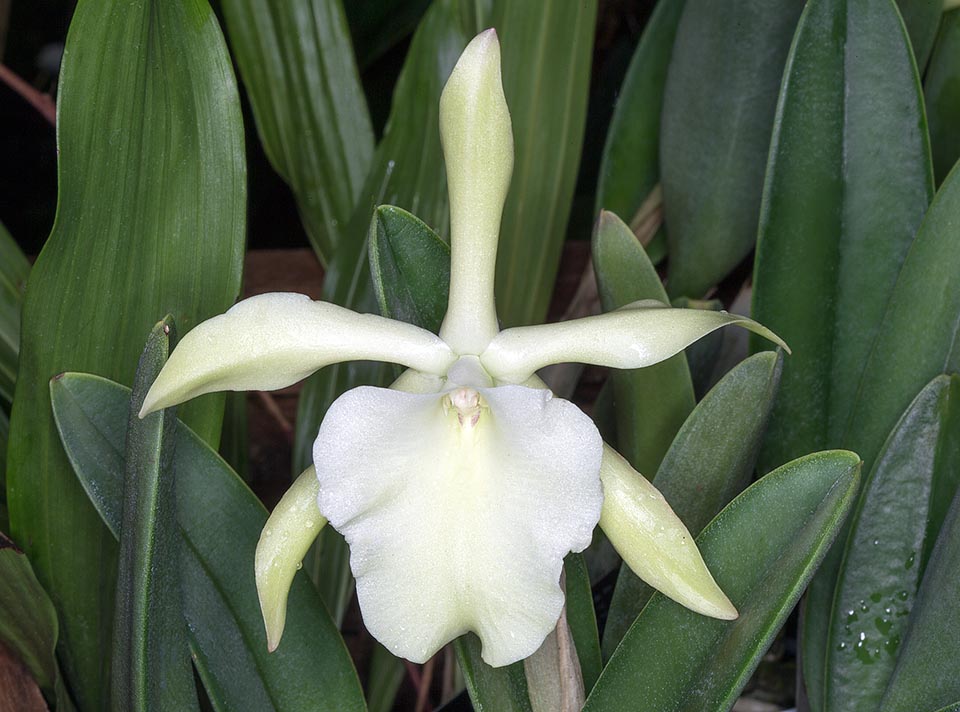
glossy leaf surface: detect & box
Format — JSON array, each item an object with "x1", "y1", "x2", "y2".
[
  {"x1": 111, "y1": 319, "x2": 197, "y2": 712},
  {"x1": 601, "y1": 351, "x2": 783, "y2": 659},
  {"x1": 0, "y1": 222, "x2": 27, "y2": 406},
  {"x1": 0, "y1": 533, "x2": 74, "y2": 711},
  {"x1": 220, "y1": 0, "x2": 373, "y2": 263},
  {"x1": 924, "y1": 9, "x2": 960, "y2": 185},
  {"x1": 369, "y1": 205, "x2": 450, "y2": 334},
  {"x1": 661, "y1": 0, "x2": 803, "y2": 298},
  {"x1": 751, "y1": 0, "x2": 933, "y2": 474},
  {"x1": 6, "y1": 1, "x2": 245, "y2": 707},
  {"x1": 51, "y1": 374, "x2": 364, "y2": 712},
  {"x1": 595, "y1": 0, "x2": 685, "y2": 223},
  {"x1": 821, "y1": 375, "x2": 960, "y2": 711},
  {"x1": 879, "y1": 484, "x2": 960, "y2": 711},
  {"x1": 584, "y1": 451, "x2": 861, "y2": 711}
]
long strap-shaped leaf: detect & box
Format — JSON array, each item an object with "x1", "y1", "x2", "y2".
[
  {"x1": 112, "y1": 318, "x2": 197, "y2": 711},
  {"x1": 924, "y1": 9, "x2": 960, "y2": 185},
  {"x1": 661, "y1": 0, "x2": 803, "y2": 298},
  {"x1": 583, "y1": 451, "x2": 861, "y2": 711},
  {"x1": 220, "y1": 0, "x2": 373, "y2": 264},
  {"x1": 0, "y1": 222, "x2": 28, "y2": 407},
  {"x1": 6, "y1": 1, "x2": 245, "y2": 707},
  {"x1": 50, "y1": 373, "x2": 366, "y2": 712}
]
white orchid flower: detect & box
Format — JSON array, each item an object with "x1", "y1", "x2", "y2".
[{"x1": 140, "y1": 29, "x2": 787, "y2": 668}]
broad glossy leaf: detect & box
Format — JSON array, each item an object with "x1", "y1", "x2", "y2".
[
  {"x1": 661, "y1": 0, "x2": 803, "y2": 298},
  {"x1": 584, "y1": 451, "x2": 861, "y2": 711},
  {"x1": 0, "y1": 222, "x2": 28, "y2": 406},
  {"x1": 879, "y1": 484, "x2": 960, "y2": 711},
  {"x1": 0, "y1": 533, "x2": 74, "y2": 711},
  {"x1": 601, "y1": 351, "x2": 783, "y2": 660},
  {"x1": 220, "y1": 0, "x2": 373, "y2": 263},
  {"x1": 592, "y1": 210, "x2": 694, "y2": 479},
  {"x1": 924, "y1": 9, "x2": 960, "y2": 185},
  {"x1": 292, "y1": 0, "x2": 488, "y2": 620},
  {"x1": 50, "y1": 373, "x2": 365, "y2": 712},
  {"x1": 751, "y1": 0, "x2": 933, "y2": 474},
  {"x1": 111, "y1": 319, "x2": 197, "y2": 712},
  {"x1": 6, "y1": 1, "x2": 245, "y2": 707},
  {"x1": 896, "y1": 0, "x2": 942, "y2": 70},
  {"x1": 595, "y1": 0, "x2": 686, "y2": 223},
  {"x1": 455, "y1": 635, "x2": 532, "y2": 712},
  {"x1": 492, "y1": 0, "x2": 596, "y2": 327},
  {"x1": 369, "y1": 205, "x2": 450, "y2": 334},
  {"x1": 821, "y1": 375, "x2": 960, "y2": 711}
]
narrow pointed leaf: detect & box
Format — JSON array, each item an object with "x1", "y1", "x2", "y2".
[
  {"x1": 924, "y1": 9, "x2": 960, "y2": 185},
  {"x1": 595, "y1": 0, "x2": 686, "y2": 223},
  {"x1": 562, "y1": 553, "x2": 601, "y2": 695},
  {"x1": 492, "y1": 0, "x2": 596, "y2": 327},
  {"x1": 751, "y1": 0, "x2": 933, "y2": 474},
  {"x1": 369, "y1": 205, "x2": 450, "y2": 334},
  {"x1": 584, "y1": 451, "x2": 861, "y2": 711},
  {"x1": 112, "y1": 318, "x2": 197, "y2": 712},
  {"x1": 220, "y1": 0, "x2": 373, "y2": 263},
  {"x1": 6, "y1": 1, "x2": 245, "y2": 707},
  {"x1": 366, "y1": 643, "x2": 406, "y2": 712},
  {"x1": 0, "y1": 533, "x2": 75, "y2": 712},
  {"x1": 592, "y1": 210, "x2": 694, "y2": 479},
  {"x1": 455, "y1": 635, "x2": 532, "y2": 712},
  {"x1": 51, "y1": 373, "x2": 365, "y2": 712},
  {"x1": 822, "y1": 375, "x2": 960, "y2": 712},
  {"x1": 661, "y1": 0, "x2": 803, "y2": 298},
  {"x1": 602, "y1": 351, "x2": 783, "y2": 659},
  {"x1": 0, "y1": 222, "x2": 28, "y2": 406},
  {"x1": 879, "y1": 485, "x2": 960, "y2": 711}
]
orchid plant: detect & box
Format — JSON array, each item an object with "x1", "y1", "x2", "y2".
[{"x1": 138, "y1": 30, "x2": 787, "y2": 668}]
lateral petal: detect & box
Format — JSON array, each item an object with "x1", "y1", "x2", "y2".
[
  {"x1": 140, "y1": 292, "x2": 455, "y2": 415},
  {"x1": 481, "y1": 301, "x2": 788, "y2": 383},
  {"x1": 313, "y1": 384, "x2": 602, "y2": 666}
]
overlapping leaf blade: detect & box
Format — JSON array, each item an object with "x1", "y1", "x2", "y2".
[
  {"x1": 220, "y1": 0, "x2": 374, "y2": 264},
  {"x1": 6, "y1": 1, "x2": 245, "y2": 707},
  {"x1": 924, "y1": 9, "x2": 960, "y2": 185},
  {"x1": 584, "y1": 451, "x2": 861, "y2": 711},
  {"x1": 896, "y1": 0, "x2": 942, "y2": 70},
  {"x1": 50, "y1": 373, "x2": 365, "y2": 712},
  {"x1": 601, "y1": 351, "x2": 783, "y2": 659},
  {"x1": 661, "y1": 0, "x2": 803, "y2": 298},
  {"x1": 0, "y1": 222, "x2": 28, "y2": 406}
]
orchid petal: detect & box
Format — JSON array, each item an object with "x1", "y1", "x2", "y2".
[
  {"x1": 481, "y1": 302, "x2": 789, "y2": 383},
  {"x1": 598, "y1": 445, "x2": 737, "y2": 620},
  {"x1": 255, "y1": 466, "x2": 326, "y2": 651},
  {"x1": 140, "y1": 293, "x2": 455, "y2": 415},
  {"x1": 313, "y1": 384, "x2": 602, "y2": 666},
  {"x1": 438, "y1": 29, "x2": 514, "y2": 355}
]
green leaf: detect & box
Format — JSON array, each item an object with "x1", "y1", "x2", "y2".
[
  {"x1": 661, "y1": 0, "x2": 803, "y2": 298},
  {"x1": 50, "y1": 373, "x2": 365, "y2": 712},
  {"x1": 0, "y1": 533, "x2": 75, "y2": 711},
  {"x1": 595, "y1": 0, "x2": 686, "y2": 223},
  {"x1": 345, "y1": 0, "x2": 431, "y2": 68},
  {"x1": 292, "y1": 0, "x2": 487, "y2": 621},
  {"x1": 821, "y1": 375, "x2": 960, "y2": 711},
  {"x1": 369, "y1": 205, "x2": 450, "y2": 334},
  {"x1": 0, "y1": 222, "x2": 28, "y2": 407},
  {"x1": 492, "y1": 0, "x2": 596, "y2": 327},
  {"x1": 111, "y1": 318, "x2": 197, "y2": 711},
  {"x1": 220, "y1": 0, "x2": 373, "y2": 264},
  {"x1": 924, "y1": 9, "x2": 960, "y2": 185},
  {"x1": 896, "y1": 0, "x2": 942, "y2": 70},
  {"x1": 563, "y1": 553, "x2": 601, "y2": 695},
  {"x1": 601, "y1": 351, "x2": 783, "y2": 660},
  {"x1": 365, "y1": 643, "x2": 405, "y2": 712},
  {"x1": 879, "y1": 484, "x2": 960, "y2": 710},
  {"x1": 584, "y1": 451, "x2": 861, "y2": 711},
  {"x1": 455, "y1": 635, "x2": 532, "y2": 712},
  {"x1": 6, "y1": 1, "x2": 245, "y2": 707},
  {"x1": 751, "y1": 0, "x2": 933, "y2": 474},
  {"x1": 219, "y1": 391, "x2": 249, "y2": 482},
  {"x1": 592, "y1": 210, "x2": 694, "y2": 479}
]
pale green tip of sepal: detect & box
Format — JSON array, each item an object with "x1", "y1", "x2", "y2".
[
  {"x1": 438, "y1": 28, "x2": 514, "y2": 355},
  {"x1": 598, "y1": 445, "x2": 738, "y2": 621},
  {"x1": 255, "y1": 466, "x2": 326, "y2": 652}
]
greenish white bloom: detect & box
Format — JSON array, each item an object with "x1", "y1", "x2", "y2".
[{"x1": 141, "y1": 29, "x2": 787, "y2": 667}]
